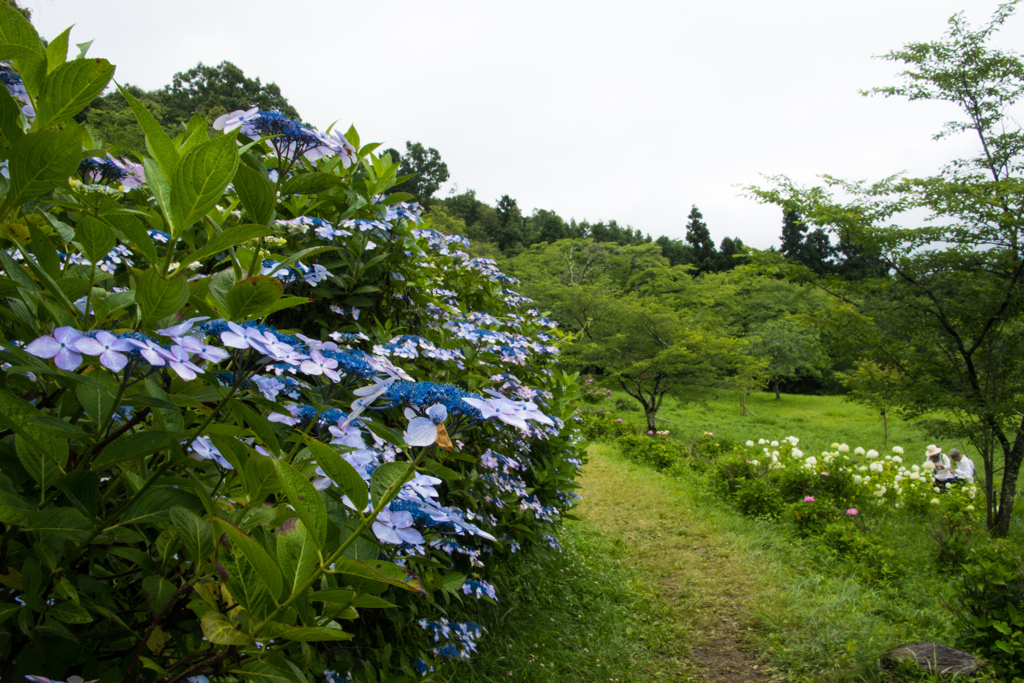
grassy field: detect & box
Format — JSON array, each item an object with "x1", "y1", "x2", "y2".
[
  {"x1": 598, "y1": 387, "x2": 987, "y2": 478},
  {"x1": 458, "y1": 389, "x2": 1023, "y2": 682}
]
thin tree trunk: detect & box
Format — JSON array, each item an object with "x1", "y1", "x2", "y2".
[{"x1": 883, "y1": 411, "x2": 888, "y2": 450}]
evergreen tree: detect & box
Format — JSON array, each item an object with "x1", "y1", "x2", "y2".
[{"x1": 685, "y1": 205, "x2": 716, "y2": 273}]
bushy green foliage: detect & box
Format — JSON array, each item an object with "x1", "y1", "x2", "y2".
[
  {"x1": 788, "y1": 497, "x2": 844, "y2": 536},
  {"x1": 733, "y1": 477, "x2": 785, "y2": 518},
  {"x1": 0, "y1": 11, "x2": 584, "y2": 682},
  {"x1": 577, "y1": 410, "x2": 641, "y2": 441},
  {"x1": 615, "y1": 433, "x2": 688, "y2": 471},
  {"x1": 953, "y1": 540, "x2": 1024, "y2": 681}
]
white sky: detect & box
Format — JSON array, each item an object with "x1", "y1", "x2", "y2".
[{"x1": 26, "y1": 0, "x2": 1024, "y2": 249}]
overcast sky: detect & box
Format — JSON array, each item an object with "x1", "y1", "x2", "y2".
[{"x1": 26, "y1": 0, "x2": 1024, "y2": 249}]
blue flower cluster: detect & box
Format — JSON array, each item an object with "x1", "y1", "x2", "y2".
[{"x1": 382, "y1": 381, "x2": 483, "y2": 420}]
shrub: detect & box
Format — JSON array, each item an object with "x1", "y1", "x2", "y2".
[
  {"x1": 0, "y1": 11, "x2": 584, "y2": 682},
  {"x1": 789, "y1": 497, "x2": 844, "y2": 536},
  {"x1": 580, "y1": 378, "x2": 612, "y2": 404},
  {"x1": 734, "y1": 477, "x2": 786, "y2": 518},
  {"x1": 615, "y1": 397, "x2": 639, "y2": 412},
  {"x1": 818, "y1": 521, "x2": 904, "y2": 583},
  {"x1": 710, "y1": 452, "x2": 758, "y2": 497},
  {"x1": 616, "y1": 433, "x2": 688, "y2": 471},
  {"x1": 952, "y1": 539, "x2": 1024, "y2": 681},
  {"x1": 579, "y1": 410, "x2": 641, "y2": 440}
]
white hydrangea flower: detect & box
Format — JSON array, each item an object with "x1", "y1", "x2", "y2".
[
  {"x1": 792, "y1": 448, "x2": 803, "y2": 458},
  {"x1": 746, "y1": 440, "x2": 755, "y2": 447},
  {"x1": 867, "y1": 449, "x2": 879, "y2": 459},
  {"x1": 931, "y1": 498, "x2": 941, "y2": 505},
  {"x1": 853, "y1": 475, "x2": 863, "y2": 484},
  {"x1": 838, "y1": 444, "x2": 850, "y2": 453},
  {"x1": 855, "y1": 447, "x2": 866, "y2": 456},
  {"x1": 892, "y1": 456, "x2": 902, "y2": 464},
  {"x1": 893, "y1": 446, "x2": 904, "y2": 455},
  {"x1": 787, "y1": 436, "x2": 799, "y2": 446},
  {"x1": 770, "y1": 440, "x2": 779, "y2": 447}
]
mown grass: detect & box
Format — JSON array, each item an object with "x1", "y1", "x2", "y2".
[{"x1": 458, "y1": 516, "x2": 680, "y2": 682}]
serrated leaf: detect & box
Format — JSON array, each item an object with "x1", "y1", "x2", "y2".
[
  {"x1": 76, "y1": 379, "x2": 116, "y2": 425},
  {"x1": 331, "y1": 557, "x2": 425, "y2": 595},
  {"x1": 280, "y1": 172, "x2": 342, "y2": 195},
  {"x1": 172, "y1": 224, "x2": 273, "y2": 274},
  {"x1": 201, "y1": 611, "x2": 255, "y2": 645},
  {"x1": 16, "y1": 432, "x2": 64, "y2": 492},
  {"x1": 170, "y1": 506, "x2": 213, "y2": 564},
  {"x1": 0, "y1": 506, "x2": 92, "y2": 541},
  {"x1": 0, "y1": 7, "x2": 45, "y2": 97},
  {"x1": 119, "y1": 84, "x2": 178, "y2": 177},
  {"x1": 121, "y1": 488, "x2": 199, "y2": 526},
  {"x1": 5, "y1": 129, "x2": 81, "y2": 207},
  {"x1": 72, "y1": 215, "x2": 116, "y2": 265},
  {"x1": 211, "y1": 518, "x2": 284, "y2": 600},
  {"x1": 34, "y1": 58, "x2": 114, "y2": 130},
  {"x1": 277, "y1": 518, "x2": 319, "y2": 598},
  {"x1": 44, "y1": 26, "x2": 70, "y2": 72},
  {"x1": 272, "y1": 459, "x2": 327, "y2": 549},
  {"x1": 137, "y1": 269, "x2": 189, "y2": 324},
  {"x1": 93, "y1": 430, "x2": 184, "y2": 468},
  {"x1": 225, "y1": 275, "x2": 283, "y2": 321},
  {"x1": 262, "y1": 622, "x2": 353, "y2": 642},
  {"x1": 103, "y1": 211, "x2": 158, "y2": 264},
  {"x1": 0, "y1": 89, "x2": 24, "y2": 159},
  {"x1": 369, "y1": 461, "x2": 412, "y2": 509},
  {"x1": 170, "y1": 132, "x2": 238, "y2": 232},
  {"x1": 233, "y1": 162, "x2": 277, "y2": 225},
  {"x1": 305, "y1": 441, "x2": 368, "y2": 511},
  {"x1": 48, "y1": 600, "x2": 93, "y2": 624}
]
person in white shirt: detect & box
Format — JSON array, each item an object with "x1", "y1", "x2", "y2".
[
  {"x1": 948, "y1": 448, "x2": 975, "y2": 484},
  {"x1": 924, "y1": 444, "x2": 955, "y2": 490}
]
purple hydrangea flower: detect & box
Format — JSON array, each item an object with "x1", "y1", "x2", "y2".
[
  {"x1": 372, "y1": 509, "x2": 425, "y2": 546},
  {"x1": 25, "y1": 327, "x2": 87, "y2": 371},
  {"x1": 75, "y1": 331, "x2": 134, "y2": 372}
]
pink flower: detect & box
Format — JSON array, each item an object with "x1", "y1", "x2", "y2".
[
  {"x1": 821, "y1": 472, "x2": 830, "y2": 476},
  {"x1": 846, "y1": 508, "x2": 859, "y2": 516},
  {"x1": 648, "y1": 430, "x2": 654, "y2": 435},
  {"x1": 616, "y1": 418, "x2": 622, "y2": 423},
  {"x1": 803, "y1": 496, "x2": 815, "y2": 503}
]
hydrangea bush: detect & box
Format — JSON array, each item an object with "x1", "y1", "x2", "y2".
[{"x1": 0, "y1": 10, "x2": 583, "y2": 682}]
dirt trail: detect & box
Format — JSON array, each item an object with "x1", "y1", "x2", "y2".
[{"x1": 575, "y1": 446, "x2": 786, "y2": 683}]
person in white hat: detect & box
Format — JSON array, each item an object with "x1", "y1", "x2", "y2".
[{"x1": 923, "y1": 444, "x2": 955, "y2": 490}]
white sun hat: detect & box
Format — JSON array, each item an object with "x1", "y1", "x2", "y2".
[{"x1": 926, "y1": 444, "x2": 942, "y2": 457}]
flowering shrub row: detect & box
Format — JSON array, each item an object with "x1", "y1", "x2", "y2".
[{"x1": 0, "y1": 11, "x2": 583, "y2": 683}]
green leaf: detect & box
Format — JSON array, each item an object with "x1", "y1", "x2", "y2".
[
  {"x1": 305, "y1": 441, "x2": 368, "y2": 511},
  {"x1": 72, "y1": 215, "x2": 117, "y2": 265},
  {"x1": 26, "y1": 223, "x2": 60, "y2": 279},
  {"x1": 170, "y1": 132, "x2": 239, "y2": 233},
  {"x1": 137, "y1": 269, "x2": 190, "y2": 325},
  {"x1": 225, "y1": 275, "x2": 284, "y2": 321},
  {"x1": 16, "y1": 432, "x2": 64, "y2": 492},
  {"x1": 201, "y1": 611, "x2": 255, "y2": 646},
  {"x1": 0, "y1": 386, "x2": 66, "y2": 462},
  {"x1": 331, "y1": 557, "x2": 425, "y2": 595},
  {"x1": 5, "y1": 129, "x2": 81, "y2": 207},
  {"x1": 362, "y1": 419, "x2": 407, "y2": 450},
  {"x1": 48, "y1": 601, "x2": 93, "y2": 624},
  {"x1": 143, "y1": 157, "x2": 174, "y2": 233},
  {"x1": 169, "y1": 506, "x2": 213, "y2": 564},
  {"x1": 93, "y1": 430, "x2": 184, "y2": 468},
  {"x1": 272, "y1": 459, "x2": 327, "y2": 549},
  {"x1": 34, "y1": 58, "x2": 114, "y2": 130},
  {"x1": 121, "y1": 488, "x2": 199, "y2": 526},
  {"x1": 308, "y1": 588, "x2": 354, "y2": 605},
  {"x1": 280, "y1": 172, "x2": 341, "y2": 195},
  {"x1": 44, "y1": 26, "x2": 70, "y2": 72},
  {"x1": 0, "y1": 88, "x2": 24, "y2": 158},
  {"x1": 228, "y1": 399, "x2": 281, "y2": 456},
  {"x1": 173, "y1": 224, "x2": 273, "y2": 273},
  {"x1": 103, "y1": 211, "x2": 158, "y2": 264},
  {"x1": 262, "y1": 622, "x2": 353, "y2": 642},
  {"x1": 237, "y1": 660, "x2": 300, "y2": 683},
  {"x1": 369, "y1": 461, "x2": 412, "y2": 509},
  {"x1": 57, "y1": 471, "x2": 100, "y2": 517},
  {"x1": 0, "y1": 6, "x2": 45, "y2": 97},
  {"x1": 0, "y1": 603, "x2": 21, "y2": 626},
  {"x1": 0, "y1": 506, "x2": 92, "y2": 541},
  {"x1": 118, "y1": 84, "x2": 178, "y2": 177},
  {"x1": 212, "y1": 518, "x2": 284, "y2": 600},
  {"x1": 75, "y1": 378, "x2": 116, "y2": 425},
  {"x1": 277, "y1": 518, "x2": 320, "y2": 598},
  {"x1": 423, "y1": 458, "x2": 463, "y2": 481},
  {"x1": 233, "y1": 163, "x2": 277, "y2": 225}
]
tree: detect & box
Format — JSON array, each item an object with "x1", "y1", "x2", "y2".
[
  {"x1": 685, "y1": 205, "x2": 716, "y2": 273},
  {"x1": 494, "y1": 194, "x2": 524, "y2": 252},
  {"x1": 748, "y1": 1, "x2": 1024, "y2": 535},
  {"x1": 746, "y1": 318, "x2": 826, "y2": 399},
  {"x1": 386, "y1": 141, "x2": 450, "y2": 206},
  {"x1": 572, "y1": 298, "x2": 763, "y2": 431},
  {"x1": 159, "y1": 60, "x2": 299, "y2": 125}
]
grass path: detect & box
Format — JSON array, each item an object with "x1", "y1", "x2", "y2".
[{"x1": 575, "y1": 444, "x2": 788, "y2": 682}]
